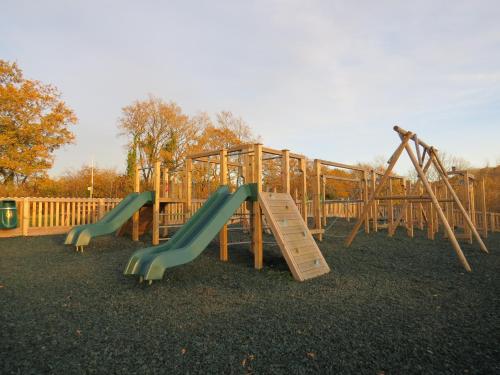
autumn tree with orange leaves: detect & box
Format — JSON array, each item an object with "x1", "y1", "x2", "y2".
[
  {"x1": 188, "y1": 111, "x2": 258, "y2": 196},
  {"x1": 119, "y1": 96, "x2": 258, "y2": 185},
  {"x1": 0, "y1": 60, "x2": 77, "y2": 184},
  {"x1": 191, "y1": 110, "x2": 257, "y2": 152}
]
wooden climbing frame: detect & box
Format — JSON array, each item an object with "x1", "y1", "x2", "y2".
[{"x1": 344, "y1": 126, "x2": 489, "y2": 272}]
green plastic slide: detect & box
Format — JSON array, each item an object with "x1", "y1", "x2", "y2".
[
  {"x1": 65, "y1": 191, "x2": 154, "y2": 247},
  {"x1": 124, "y1": 184, "x2": 256, "y2": 281}
]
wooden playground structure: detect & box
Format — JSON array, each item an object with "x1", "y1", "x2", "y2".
[
  {"x1": 130, "y1": 144, "x2": 329, "y2": 280},
  {"x1": 1, "y1": 127, "x2": 497, "y2": 276},
  {"x1": 123, "y1": 127, "x2": 491, "y2": 274},
  {"x1": 344, "y1": 126, "x2": 489, "y2": 272}
]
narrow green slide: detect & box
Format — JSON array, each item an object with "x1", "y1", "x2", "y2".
[
  {"x1": 65, "y1": 191, "x2": 154, "y2": 248},
  {"x1": 124, "y1": 184, "x2": 256, "y2": 282}
]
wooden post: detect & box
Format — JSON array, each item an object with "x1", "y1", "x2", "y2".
[
  {"x1": 469, "y1": 176, "x2": 476, "y2": 244},
  {"x1": 345, "y1": 134, "x2": 411, "y2": 246},
  {"x1": 371, "y1": 170, "x2": 378, "y2": 232},
  {"x1": 427, "y1": 200, "x2": 434, "y2": 240},
  {"x1": 405, "y1": 145, "x2": 472, "y2": 271},
  {"x1": 184, "y1": 158, "x2": 192, "y2": 222},
  {"x1": 443, "y1": 183, "x2": 450, "y2": 237},
  {"x1": 434, "y1": 185, "x2": 440, "y2": 234},
  {"x1": 426, "y1": 184, "x2": 434, "y2": 239},
  {"x1": 406, "y1": 180, "x2": 414, "y2": 237},
  {"x1": 432, "y1": 152, "x2": 488, "y2": 254},
  {"x1": 388, "y1": 178, "x2": 394, "y2": 230},
  {"x1": 219, "y1": 149, "x2": 228, "y2": 261},
  {"x1": 480, "y1": 178, "x2": 488, "y2": 238},
  {"x1": 363, "y1": 170, "x2": 370, "y2": 233},
  {"x1": 55, "y1": 200, "x2": 60, "y2": 226},
  {"x1": 178, "y1": 176, "x2": 183, "y2": 201},
  {"x1": 162, "y1": 167, "x2": 169, "y2": 198},
  {"x1": 241, "y1": 151, "x2": 251, "y2": 232},
  {"x1": 17, "y1": 200, "x2": 24, "y2": 233},
  {"x1": 22, "y1": 198, "x2": 29, "y2": 236},
  {"x1": 281, "y1": 149, "x2": 290, "y2": 194},
  {"x1": 358, "y1": 182, "x2": 362, "y2": 219},
  {"x1": 40, "y1": 201, "x2": 44, "y2": 227},
  {"x1": 98, "y1": 198, "x2": 105, "y2": 219},
  {"x1": 252, "y1": 144, "x2": 263, "y2": 269},
  {"x1": 418, "y1": 184, "x2": 424, "y2": 230},
  {"x1": 132, "y1": 164, "x2": 140, "y2": 241},
  {"x1": 322, "y1": 175, "x2": 327, "y2": 227},
  {"x1": 313, "y1": 159, "x2": 322, "y2": 240},
  {"x1": 241, "y1": 153, "x2": 250, "y2": 221},
  {"x1": 464, "y1": 172, "x2": 472, "y2": 243},
  {"x1": 152, "y1": 161, "x2": 161, "y2": 245},
  {"x1": 449, "y1": 199, "x2": 455, "y2": 232},
  {"x1": 49, "y1": 201, "x2": 54, "y2": 227},
  {"x1": 246, "y1": 147, "x2": 254, "y2": 183},
  {"x1": 160, "y1": 167, "x2": 171, "y2": 238},
  {"x1": 60, "y1": 201, "x2": 65, "y2": 227},
  {"x1": 299, "y1": 158, "x2": 308, "y2": 223}
]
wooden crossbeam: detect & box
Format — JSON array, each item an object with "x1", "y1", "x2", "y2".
[
  {"x1": 374, "y1": 195, "x2": 454, "y2": 201},
  {"x1": 322, "y1": 175, "x2": 360, "y2": 182}
]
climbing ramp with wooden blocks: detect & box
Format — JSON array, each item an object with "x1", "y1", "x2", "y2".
[{"x1": 258, "y1": 192, "x2": 330, "y2": 281}]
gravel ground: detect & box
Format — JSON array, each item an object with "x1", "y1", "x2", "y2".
[{"x1": 1, "y1": 220, "x2": 499, "y2": 374}]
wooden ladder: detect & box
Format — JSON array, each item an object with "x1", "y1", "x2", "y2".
[{"x1": 258, "y1": 192, "x2": 330, "y2": 281}]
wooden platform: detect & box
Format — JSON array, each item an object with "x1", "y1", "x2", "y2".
[{"x1": 258, "y1": 192, "x2": 330, "y2": 281}]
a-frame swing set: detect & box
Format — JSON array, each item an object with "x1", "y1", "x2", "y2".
[{"x1": 345, "y1": 126, "x2": 489, "y2": 272}]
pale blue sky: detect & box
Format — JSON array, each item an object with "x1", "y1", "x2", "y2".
[{"x1": 2, "y1": 0, "x2": 500, "y2": 175}]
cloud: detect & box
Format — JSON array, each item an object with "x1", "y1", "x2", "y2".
[{"x1": 2, "y1": 0, "x2": 499, "y2": 175}]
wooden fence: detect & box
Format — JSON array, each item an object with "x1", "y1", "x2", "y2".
[
  {"x1": 1, "y1": 196, "x2": 499, "y2": 238},
  {"x1": 0, "y1": 197, "x2": 121, "y2": 238},
  {"x1": 317, "y1": 201, "x2": 500, "y2": 234},
  {"x1": 172, "y1": 200, "x2": 500, "y2": 233}
]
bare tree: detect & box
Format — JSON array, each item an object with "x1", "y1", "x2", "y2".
[
  {"x1": 406, "y1": 151, "x2": 472, "y2": 182},
  {"x1": 216, "y1": 111, "x2": 260, "y2": 143},
  {"x1": 118, "y1": 95, "x2": 200, "y2": 180}
]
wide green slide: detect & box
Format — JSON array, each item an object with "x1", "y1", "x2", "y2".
[
  {"x1": 65, "y1": 191, "x2": 154, "y2": 247},
  {"x1": 124, "y1": 184, "x2": 256, "y2": 281}
]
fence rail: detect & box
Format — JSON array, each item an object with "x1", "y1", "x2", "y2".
[
  {"x1": 1, "y1": 196, "x2": 499, "y2": 238},
  {"x1": 0, "y1": 197, "x2": 121, "y2": 238},
  {"x1": 316, "y1": 201, "x2": 500, "y2": 233}
]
